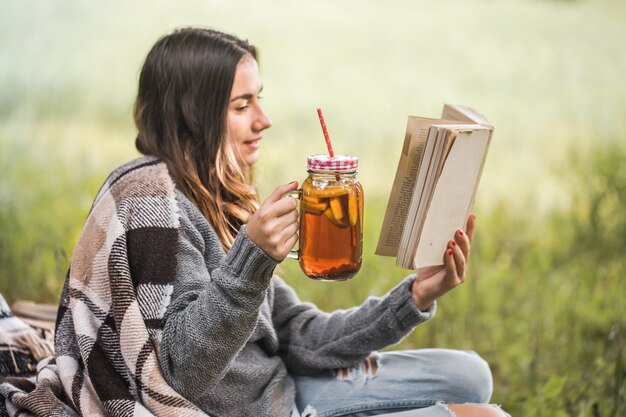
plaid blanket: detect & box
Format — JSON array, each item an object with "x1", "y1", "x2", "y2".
[
  {"x1": 0, "y1": 294, "x2": 54, "y2": 378},
  {"x1": 1, "y1": 157, "x2": 209, "y2": 416}
]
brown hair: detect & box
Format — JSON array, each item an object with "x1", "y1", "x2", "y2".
[{"x1": 134, "y1": 28, "x2": 259, "y2": 250}]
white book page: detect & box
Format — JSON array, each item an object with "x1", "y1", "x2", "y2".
[
  {"x1": 396, "y1": 127, "x2": 439, "y2": 266},
  {"x1": 441, "y1": 103, "x2": 492, "y2": 127},
  {"x1": 413, "y1": 129, "x2": 490, "y2": 267}
]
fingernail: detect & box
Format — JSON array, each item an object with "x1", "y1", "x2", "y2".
[
  {"x1": 458, "y1": 230, "x2": 464, "y2": 237},
  {"x1": 288, "y1": 180, "x2": 297, "y2": 185},
  {"x1": 451, "y1": 241, "x2": 456, "y2": 247},
  {"x1": 447, "y1": 249, "x2": 453, "y2": 256}
]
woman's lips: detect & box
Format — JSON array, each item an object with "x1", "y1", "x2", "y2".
[{"x1": 244, "y1": 138, "x2": 261, "y2": 149}]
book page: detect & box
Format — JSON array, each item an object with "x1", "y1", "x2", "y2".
[
  {"x1": 441, "y1": 103, "x2": 492, "y2": 127},
  {"x1": 413, "y1": 129, "x2": 491, "y2": 267},
  {"x1": 377, "y1": 118, "x2": 473, "y2": 258},
  {"x1": 396, "y1": 126, "x2": 440, "y2": 266},
  {"x1": 436, "y1": 129, "x2": 457, "y2": 178},
  {"x1": 399, "y1": 127, "x2": 448, "y2": 267},
  {"x1": 376, "y1": 117, "x2": 435, "y2": 256}
]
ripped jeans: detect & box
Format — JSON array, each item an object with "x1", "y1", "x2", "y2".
[{"x1": 290, "y1": 349, "x2": 510, "y2": 417}]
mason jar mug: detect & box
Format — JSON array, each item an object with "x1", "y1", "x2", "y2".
[{"x1": 288, "y1": 154, "x2": 363, "y2": 281}]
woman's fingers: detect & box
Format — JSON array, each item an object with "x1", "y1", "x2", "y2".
[
  {"x1": 264, "y1": 180, "x2": 298, "y2": 205},
  {"x1": 265, "y1": 210, "x2": 299, "y2": 258},
  {"x1": 270, "y1": 194, "x2": 299, "y2": 217},
  {"x1": 247, "y1": 181, "x2": 301, "y2": 260},
  {"x1": 281, "y1": 220, "x2": 299, "y2": 241},
  {"x1": 455, "y1": 229, "x2": 471, "y2": 260},
  {"x1": 444, "y1": 247, "x2": 457, "y2": 282},
  {"x1": 455, "y1": 215, "x2": 475, "y2": 261},
  {"x1": 279, "y1": 227, "x2": 299, "y2": 257},
  {"x1": 450, "y1": 215, "x2": 475, "y2": 279},
  {"x1": 453, "y1": 243, "x2": 467, "y2": 279},
  {"x1": 466, "y1": 213, "x2": 476, "y2": 242},
  {"x1": 411, "y1": 216, "x2": 476, "y2": 309},
  {"x1": 446, "y1": 241, "x2": 462, "y2": 281},
  {"x1": 263, "y1": 200, "x2": 299, "y2": 228}
]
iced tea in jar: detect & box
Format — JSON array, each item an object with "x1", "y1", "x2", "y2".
[{"x1": 290, "y1": 154, "x2": 363, "y2": 281}]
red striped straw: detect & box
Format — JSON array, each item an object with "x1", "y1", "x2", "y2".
[{"x1": 316, "y1": 108, "x2": 334, "y2": 157}]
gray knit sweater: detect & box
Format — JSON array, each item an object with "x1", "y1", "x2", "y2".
[{"x1": 159, "y1": 189, "x2": 436, "y2": 417}]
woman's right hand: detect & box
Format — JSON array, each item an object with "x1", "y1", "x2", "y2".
[
  {"x1": 246, "y1": 181, "x2": 299, "y2": 261},
  {"x1": 410, "y1": 214, "x2": 475, "y2": 311}
]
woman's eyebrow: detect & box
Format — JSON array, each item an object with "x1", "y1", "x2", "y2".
[
  {"x1": 230, "y1": 86, "x2": 263, "y2": 102},
  {"x1": 230, "y1": 93, "x2": 253, "y2": 102}
]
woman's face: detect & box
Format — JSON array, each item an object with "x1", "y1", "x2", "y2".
[{"x1": 227, "y1": 55, "x2": 272, "y2": 167}]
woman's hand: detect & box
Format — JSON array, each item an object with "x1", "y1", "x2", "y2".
[
  {"x1": 246, "y1": 181, "x2": 299, "y2": 261},
  {"x1": 410, "y1": 214, "x2": 476, "y2": 311}
]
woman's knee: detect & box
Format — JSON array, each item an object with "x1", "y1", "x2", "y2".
[{"x1": 427, "y1": 349, "x2": 494, "y2": 403}]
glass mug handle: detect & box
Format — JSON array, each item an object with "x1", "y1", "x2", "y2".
[{"x1": 283, "y1": 189, "x2": 301, "y2": 260}]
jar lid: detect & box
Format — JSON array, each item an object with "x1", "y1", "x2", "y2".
[{"x1": 306, "y1": 154, "x2": 359, "y2": 172}]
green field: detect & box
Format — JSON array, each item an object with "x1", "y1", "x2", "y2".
[{"x1": 1, "y1": 0, "x2": 625, "y2": 415}]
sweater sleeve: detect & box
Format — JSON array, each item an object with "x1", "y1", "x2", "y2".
[
  {"x1": 158, "y1": 221, "x2": 278, "y2": 401},
  {"x1": 271, "y1": 276, "x2": 436, "y2": 375}
]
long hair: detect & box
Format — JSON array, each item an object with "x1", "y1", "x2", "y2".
[{"x1": 134, "y1": 28, "x2": 260, "y2": 250}]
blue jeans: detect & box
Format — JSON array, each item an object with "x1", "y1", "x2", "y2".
[{"x1": 291, "y1": 349, "x2": 510, "y2": 417}]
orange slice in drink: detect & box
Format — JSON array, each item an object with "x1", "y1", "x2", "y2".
[
  {"x1": 323, "y1": 207, "x2": 348, "y2": 228},
  {"x1": 303, "y1": 194, "x2": 323, "y2": 204},
  {"x1": 307, "y1": 185, "x2": 349, "y2": 199},
  {"x1": 329, "y1": 196, "x2": 344, "y2": 222},
  {"x1": 348, "y1": 189, "x2": 358, "y2": 226},
  {"x1": 301, "y1": 198, "x2": 328, "y2": 214}
]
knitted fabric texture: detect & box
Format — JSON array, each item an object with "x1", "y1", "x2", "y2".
[{"x1": 1, "y1": 157, "x2": 208, "y2": 416}]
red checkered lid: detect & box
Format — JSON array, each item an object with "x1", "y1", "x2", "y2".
[{"x1": 306, "y1": 154, "x2": 359, "y2": 172}]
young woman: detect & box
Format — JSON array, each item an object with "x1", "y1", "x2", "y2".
[{"x1": 39, "y1": 28, "x2": 509, "y2": 417}]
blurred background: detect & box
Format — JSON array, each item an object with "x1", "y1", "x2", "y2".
[{"x1": 1, "y1": 0, "x2": 625, "y2": 415}]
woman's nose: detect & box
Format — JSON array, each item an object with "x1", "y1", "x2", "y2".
[{"x1": 253, "y1": 106, "x2": 272, "y2": 132}]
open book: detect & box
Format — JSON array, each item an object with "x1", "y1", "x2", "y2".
[{"x1": 375, "y1": 104, "x2": 494, "y2": 269}]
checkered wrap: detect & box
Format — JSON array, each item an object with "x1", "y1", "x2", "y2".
[
  {"x1": 1, "y1": 157, "x2": 209, "y2": 416},
  {"x1": 306, "y1": 154, "x2": 358, "y2": 172}
]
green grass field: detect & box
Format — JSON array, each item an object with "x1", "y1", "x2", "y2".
[{"x1": 1, "y1": 0, "x2": 625, "y2": 415}]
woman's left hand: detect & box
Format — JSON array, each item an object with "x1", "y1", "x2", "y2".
[
  {"x1": 410, "y1": 214, "x2": 476, "y2": 311},
  {"x1": 246, "y1": 181, "x2": 300, "y2": 261}
]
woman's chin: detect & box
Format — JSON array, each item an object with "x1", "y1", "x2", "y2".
[{"x1": 243, "y1": 151, "x2": 260, "y2": 167}]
